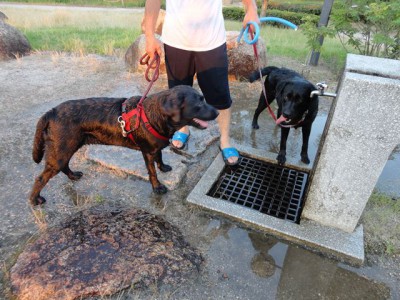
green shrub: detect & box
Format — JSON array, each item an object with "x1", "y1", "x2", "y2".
[
  {"x1": 268, "y1": 3, "x2": 321, "y2": 15},
  {"x1": 301, "y1": 15, "x2": 335, "y2": 52},
  {"x1": 222, "y1": 7, "x2": 246, "y2": 22},
  {"x1": 265, "y1": 9, "x2": 318, "y2": 27},
  {"x1": 222, "y1": 7, "x2": 318, "y2": 27},
  {"x1": 255, "y1": 0, "x2": 322, "y2": 15},
  {"x1": 330, "y1": 0, "x2": 400, "y2": 59}
]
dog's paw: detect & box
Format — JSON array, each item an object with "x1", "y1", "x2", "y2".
[
  {"x1": 252, "y1": 122, "x2": 260, "y2": 129},
  {"x1": 153, "y1": 184, "x2": 168, "y2": 194},
  {"x1": 68, "y1": 171, "x2": 83, "y2": 180},
  {"x1": 277, "y1": 154, "x2": 286, "y2": 166},
  {"x1": 30, "y1": 196, "x2": 46, "y2": 206},
  {"x1": 301, "y1": 154, "x2": 310, "y2": 164},
  {"x1": 158, "y1": 164, "x2": 172, "y2": 173}
]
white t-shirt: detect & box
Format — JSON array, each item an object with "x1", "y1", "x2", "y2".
[{"x1": 161, "y1": 0, "x2": 226, "y2": 51}]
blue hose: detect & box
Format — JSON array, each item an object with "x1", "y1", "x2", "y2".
[{"x1": 237, "y1": 16, "x2": 298, "y2": 45}]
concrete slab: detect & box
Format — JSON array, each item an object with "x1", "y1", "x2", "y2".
[
  {"x1": 169, "y1": 121, "x2": 220, "y2": 158},
  {"x1": 345, "y1": 53, "x2": 400, "y2": 80},
  {"x1": 85, "y1": 145, "x2": 187, "y2": 190},
  {"x1": 187, "y1": 144, "x2": 365, "y2": 266},
  {"x1": 304, "y1": 55, "x2": 400, "y2": 232}
]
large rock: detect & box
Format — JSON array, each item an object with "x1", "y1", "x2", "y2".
[
  {"x1": 10, "y1": 206, "x2": 203, "y2": 300},
  {"x1": 125, "y1": 31, "x2": 267, "y2": 82},
  {"x1": 0, "y1": 11, "x2": 8, "y2": 22},
  {"x1": 0, "y1": 21, "x2": 31, "y2": 60},
  {"x1": 141, "y1": 9, "x2": 166, "y2": 35},
  {"x1": 125, "y1": 34, "x2": 166, "y2": 75},
  {"x1": 226, "y1": 31, "x2": 267, "y2": 81}
]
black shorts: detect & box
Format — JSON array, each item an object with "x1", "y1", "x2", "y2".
[{"x1": 164, "y1": 43, "x2": 232, "y2": 110}]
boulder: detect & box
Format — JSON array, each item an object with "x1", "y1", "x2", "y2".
[
  {"x1": 141, "y1": 9, "x2": 166, "y2": 35},
  {"x1": 0, "y1": 21, "x2": 31, "y2": 60},
  {"x1": 11, "y1": 206, "x2": 203, "y2": 300},
  {"x1": 125, "y1": 34, "x2": 166, "y2": 75},
  {"x1": 0, "y1": 11, "x2": 8, "y2": 22},
  {"x1": 125, "y1": 31, "x2": 267, "y2": 82},
  {"x1": 226, "y1": 31, "x2": 267, "y2": 81}
]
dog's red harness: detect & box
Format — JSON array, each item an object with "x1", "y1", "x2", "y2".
[
  {"x1": 118, "y1": 53, "x2": 169, "y2": 143},
  {"x1": 119, "y1": 100, "x2": 169, "y2": 142}
]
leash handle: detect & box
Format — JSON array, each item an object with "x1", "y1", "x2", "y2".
[
  {"x1": 237, "y1": 21, "x2": 259, "y2": 45},
  {"x1": 237, "y1": 17, "x2": 297, "y2": 45},
  {"x1": 140, "y1": 53, "x2": 160, "y2": 82}
]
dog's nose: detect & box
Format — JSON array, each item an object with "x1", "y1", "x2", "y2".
[{"x1": 283, "y1": 113, "x2": 292, "y2": 119}]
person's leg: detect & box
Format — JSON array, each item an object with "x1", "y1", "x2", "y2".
[
  {"x1": 195, "y1": 43, "x2": 239, "y2": 165},
  {"x1": 216, "y1": 108, "x2": 238, "y2": 164},
  {"x1": 164, "y1": 44, "x2": 195, "y2": 148}
]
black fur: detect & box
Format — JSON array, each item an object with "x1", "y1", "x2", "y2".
[
  {"x1": 30, "y1": 85, "x2": 218, "y2": 206},
  {"x1": 250, "y1": 67, "x2": 319, "y2": 165}
]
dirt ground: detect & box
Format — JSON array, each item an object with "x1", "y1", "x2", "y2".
[{"x1": 0, "y1": 52, "x2": 399, "y2": 299}]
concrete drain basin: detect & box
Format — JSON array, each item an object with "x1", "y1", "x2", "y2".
[{"x1": 187, "y1": 144, "x2": 364, "y2": 265}]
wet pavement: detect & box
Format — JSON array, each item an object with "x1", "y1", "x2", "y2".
[{"x1": 0, "y1": 53, "x2": 399, "y2": 299}]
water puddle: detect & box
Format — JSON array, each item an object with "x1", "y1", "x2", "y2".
[{"x1": 203, "y1": 219, "x2": 391, "y2": 300}]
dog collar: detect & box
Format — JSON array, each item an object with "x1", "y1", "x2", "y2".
[{"x1": 279, "y1": 110, "x2": 308, "y2": 128}]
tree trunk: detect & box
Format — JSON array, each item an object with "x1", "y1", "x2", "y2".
[{"x1": 261, "y1": 0, "x2": 268, "y2": 17}]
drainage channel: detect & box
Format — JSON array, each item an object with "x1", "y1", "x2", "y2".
[{"x1": 207, "y1": 155, "x2": 309, "y2": 223}]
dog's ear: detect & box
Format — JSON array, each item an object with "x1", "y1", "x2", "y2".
[
  {"x1": 161, "y1": 93, "x2": 185, "y2": 123},
  {"x1": 276, "y1": 81, "x2": 289, "y2": 103}
]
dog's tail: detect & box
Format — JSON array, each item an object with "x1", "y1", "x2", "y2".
[
  {"x1": 249, "y1": 66, "x2": 280, "y2": 83},
  {"x1": 32, "y1": 112, "x2": 50, "y2": 164}
]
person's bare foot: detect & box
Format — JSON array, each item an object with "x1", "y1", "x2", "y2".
[
  {"x1": 220, "y1": 142, "x2": 239, "y2": 165},
  {"x1": 171, "y1": 126, "x2": 190, "y2": 149}
]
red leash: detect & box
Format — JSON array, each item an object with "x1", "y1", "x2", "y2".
[
  {"x1": 250, "y1": 30, "x2": 277, "y2": 122},
  {"x1": 118, "y1": 53, "x2": 169, "y2": 142},
  {"x1": 250, "y1": 31, "x2": 305, "y2": 128}
]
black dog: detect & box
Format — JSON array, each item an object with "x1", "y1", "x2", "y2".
[
  {"x1": 250, "y1": 66, "x2": 318, "y2": 165},
  {"x1": 30, "y1": 85, "x2": 218, "y2": 206}
]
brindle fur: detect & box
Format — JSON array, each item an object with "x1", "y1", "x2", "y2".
[{"x1": 30, "y1": 85, "x2": 218, "y2": 206}]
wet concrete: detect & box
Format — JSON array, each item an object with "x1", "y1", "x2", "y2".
[{"x1": 0, "y1": 54, "x2": 399, "y2": 299}]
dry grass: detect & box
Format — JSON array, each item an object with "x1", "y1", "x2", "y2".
[{"x1": 0, "y1": 6, "x2": 143, "y2": 29}]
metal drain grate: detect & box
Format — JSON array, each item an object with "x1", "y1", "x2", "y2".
[{"x1": 207, "y1": 155, "x2": 309, "y2": 223}]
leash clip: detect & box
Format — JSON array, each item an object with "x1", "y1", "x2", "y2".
[{"x1": 118, "y1": 116, "x2": 128, "y2": 137}]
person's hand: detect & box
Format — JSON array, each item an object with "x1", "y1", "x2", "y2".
[
  {"x1": 242, "y1": 5, "x2": 260, "y2": 35},
  {"x1": 145, "y1": 35, "x2": 162, "y2": 60}
]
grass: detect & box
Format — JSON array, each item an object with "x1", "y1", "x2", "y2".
[
  {"x1": 25, "y1": 27, "x2": 137, "y2": 55},
  {"x1": 362, "y1": 193, "x2": 400, "y2": 255},
  {"x1": 0, "y1": 0, "x2": 150, "y2": 8},
  {"x1": 225, "y1": 21, "x2": 348, "y2": 72}
]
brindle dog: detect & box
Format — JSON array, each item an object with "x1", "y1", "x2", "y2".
[{"x1": 30, "y1": 85, "x2": 218, "y2": 206}]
